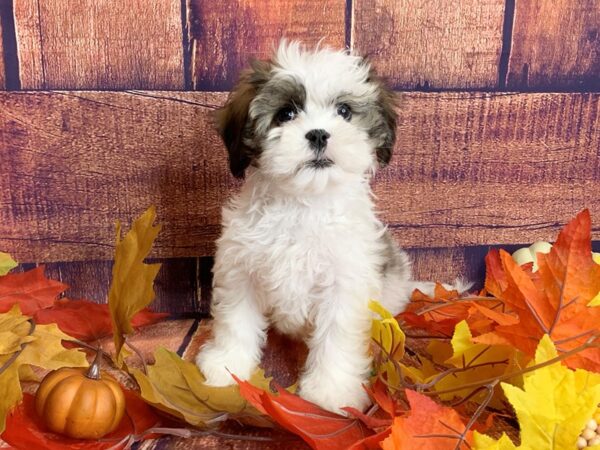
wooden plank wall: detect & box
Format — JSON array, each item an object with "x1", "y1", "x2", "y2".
[{"x1": 0, "y1": 0, "x2": 599, "y2": 315}]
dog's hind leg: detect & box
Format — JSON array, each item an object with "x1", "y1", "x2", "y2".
[{"x1": 378, "y1": 231, "x2": 472, "y2": 315}]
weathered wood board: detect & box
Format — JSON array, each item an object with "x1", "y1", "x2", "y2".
[
  {"x1": 352, "y1": 0, "x2": 506, "y2": 89},
  {"x1": 0, "y1": 91, "x2": 598, "y2": 263},
  {"x1": 20, "y1": 246, "x2": 491, "y2": 314},
  {"x1": 0, "y1": 11, "x2": 5, "y2": 90},
  {"x1": 188, "y1": 0, "x2": 346, "y2": 90},
  {"x1": 507, "y1": 0, "x2": 600, "y2": 90},
  {"x1": 13, "y1": 0, "x2": 185, "y2": 89}
]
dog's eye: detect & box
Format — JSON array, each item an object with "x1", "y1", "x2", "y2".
[
  {"x1": 276, "y1": 106, "x2": 297, "y2": 124},
  {"x1": 337, "y1": 103, "x2": 352, "y2": 121}
]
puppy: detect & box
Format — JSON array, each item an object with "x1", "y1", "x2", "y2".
[{"x1": 197, "y1": 41, "x2": 468, "y2": 413}]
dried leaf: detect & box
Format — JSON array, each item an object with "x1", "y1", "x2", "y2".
[
  {"x1": 477, "y1": 210, "x2": 600, "y2": 370},
  {"x1": 235, "y1": 375, "x2": 371, "y2": 450},
  {"x1": 131, "y1": 348, "x2": 272, "y2": 427},
  {"x1": 108, "y1": 206, "x2": 162, "y2": 365},
  {"x1": 34, "y1": 298, "x2": 167, "y2": 341},
  {"x1": 1, "y1": 390, "x2": 159, "y2": 450},
  {"x1": 474, "y1": 335, "x2": 600, "y2": 449},
  {"x1": 370, "y1": 300, "x2": 405, "y2": 388},
  {"x1": 0, "y1": 253, "x2": 17, "y2": 276},
  {"x1": 0, "y1": 305, "x2": 87, "y2": 433},
  {"x1": 432, "y1": 321, "x2": 523, "y2": 407},
  {"x1": 381, "y1": 390, "x2": 472, "y2": 449},
  {"x1": 0, "y1": 267, "x2": 67, "y2": 315}
]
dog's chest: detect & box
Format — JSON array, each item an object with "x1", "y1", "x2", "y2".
[{"x1": 224, "y1": 200, "x2": 380, "y2": 318}]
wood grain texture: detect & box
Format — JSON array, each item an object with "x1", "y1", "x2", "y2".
[
  {"x1": 45, "y1": 260, "x2": 112, "y2": 303},
  {"x1": 188, "y1": 0, "x2": 346, "y2": 90},
  {"x1": 507, "y1": 0, "x2": 600, "y2": 90},
  {"x1": 1, "y1": 91, "x2": 599, "y2": 263},
  {"x1": 16, "y1": 259, "x2": 200, "y2": 313},
  {"x1": 0, "y1": 13, "x2": 5, "y2": 89},
  {"x1": 380, "y1": 92, "x2": 600, "y2": 249},
  {"x1": 352, "y1": 0, "x2": 505, "y2": 89},
  {"x1": 13, "y1": 0, "x2": 184, "y2": 89},
  {"x1": 0, "y1": 91, "x2": 229, "y2": 262},
  {"x1": 407, "y1": 246, "x2": 492, "y2": 290}
]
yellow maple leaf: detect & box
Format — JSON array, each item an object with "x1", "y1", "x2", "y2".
[
  {"x1": 131, "y1": 347, "x2": 275, "y2": 427},
  {"x1": 474, "y1": 335, "x2": 600, "y2": 449},
  {"x1": 0, "y1": 252, "x2": 17, "y2": 276},
  {"x1": 370, "y1": 300, "x2": 406, "y2": 388},
  {"x1": 0, "y1": 305, "x2": 87, "y2": 433},
  {"x1": 108, "y1": 206, "x2": 162, "y2": 365},
  {"x1": 434, "y1": 321, "x2": 523, "y2": 407}
]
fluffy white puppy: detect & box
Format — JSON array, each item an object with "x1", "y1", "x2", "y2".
[{"x1": 197, "y1": 41, "x2": 467, "y2": 413}]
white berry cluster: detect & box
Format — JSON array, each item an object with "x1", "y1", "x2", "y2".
[{"x1": 578, "y1": 418, "x2": 600, "y2": 448}]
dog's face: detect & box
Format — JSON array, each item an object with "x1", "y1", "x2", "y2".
[{"x1": 216, "y1": 41, "x2": 397, "y2": 192}]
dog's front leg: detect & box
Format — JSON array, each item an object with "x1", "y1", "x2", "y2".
[
  {"x1": 299, "y1": 286, "x2": 372, "y2": 413},
  {"x1": 196, "y1": 275, "x2": 267, "y2": 386}
]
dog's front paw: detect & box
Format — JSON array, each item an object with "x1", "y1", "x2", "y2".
[
  {"x1": 298, "y1": 370, "x2": 371, "y2": 414},
  {"x1": 196, "y1": 341, "x2": 257, "y2": 386}
]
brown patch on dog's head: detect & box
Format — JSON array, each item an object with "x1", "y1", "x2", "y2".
[
  {"x1": 367, "y1": 69, "x2": 398, "y2": 167},
  {"x1": 215, "y1": 59, "x2": 273, "y2": 178}
]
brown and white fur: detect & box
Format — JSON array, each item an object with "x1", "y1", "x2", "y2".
[{"x1": 196, "y1": 41, "x2": 470, "y2": 413}]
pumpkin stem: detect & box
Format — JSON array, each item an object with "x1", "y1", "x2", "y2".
[{"x1": 86, "y1": 349, "x2": 103, "y2": 380}]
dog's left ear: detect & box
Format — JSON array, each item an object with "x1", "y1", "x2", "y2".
[
  {"x1": 215, "y1": 59, "x2": 272, "y2": 178},
  {"x1": 373, "y1": 79, "x2": 398, "y2": 167},
  {"x1": 363, "y1": 61, "x2": 398, "y2": 167}
]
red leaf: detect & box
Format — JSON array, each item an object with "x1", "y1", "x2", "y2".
[
  {"x1": 342, "y1": 407, "x2": 392, "y2": 429},
  {"x1": 365, "y1": 379, "x2": 397, "y2": 418},
  {"x1": 0, "y1": 267, "x2": 67, "y2": 315},
  {"x1": 235, "y1": 377, "x2": 372, "y2": 450},
  {"x1": 479, "y1": 210, "x2": 600, "y2": 369},
  {"x1": 347, "y1": 427, "x2": 392, "y2": 450},
  {"x1": 381, "y1": 390, "x2": 471, "y2": 450},
  {"x1": 34, "y1": 298, "x2": 168, "y2": 341},
  {"x1": 400, "y1": 284, "x2": 496, "y2": 337},
  {"x1": 2, "y1": 390, "x2": 160, "y2": 450}
]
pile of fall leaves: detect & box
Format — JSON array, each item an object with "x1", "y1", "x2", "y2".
[{"x1": 1, "y1": 207, "x2": 600, "y2": 450}]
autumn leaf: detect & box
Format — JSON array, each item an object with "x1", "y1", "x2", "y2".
[
  {"x1": 477, "y1": 210, "x2": 600, "y2": 370},
  {"x1": 400, "y1": 284, "x2": 501, "y2": 337},
  {"x1": 0, "y1": 305, "x2": 88, "y2": 433},
  {"x1": 0, "y1": 267, "x2": 67, "y2": 315},
  {"x1": 370, "y1": 300, "x2": 405, "y2": 388},
  {"x1": 108, "y1": 206, "x2": 162, "y2": 365},
  {"x1": 0, "y1": 252, "x2": 17, "y2": 276},
  {"x1": 1, "y1": 390, "x2": 159, "y2": 450},
  {"x1": 381, "y1": 389, "x2": 472, "y2": 449},
  {"x1": 34, "y1": 298, "x2": 167, "y2": 341},
  {"x1": 474, "y1": 335, "x2": 600, "y2": 449},
  {"x1": 431, "y1": 321, "x2": 523, "y2": 408},
  {"x1": 400, "y1": 283, "x2": 471, "y2": 336},
  {"x1": 131, "y1": 347, "x2": 274, "y2": 427},
  {"x1": 235, "y1": 375, "x2": 371, "y2": 450}
]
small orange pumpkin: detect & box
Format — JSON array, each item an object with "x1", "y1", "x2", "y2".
[{"x1": 35, "y1": 351, "x2": 126, "y2": 439}]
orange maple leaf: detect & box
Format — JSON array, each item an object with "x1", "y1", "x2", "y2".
[
  {"x1": 381, "y1": 390, "x2": 472, "y2": 450},
  {"x1": 235, "y1": 375, "x2": 374, "y2": 450},
  {"x1": 0, "y1": 266, "x2": 167, "y2": 341},
  {"x1": 34, "y1": 298, "x2": 168, "y2": 341},
  {"x1": 400, "y1": 283, "x2": 499, "y2": 336},
  {"x1": 476, "y1": 209, "x2": 600, "y2": 370},
  {"x1": 0, "y1": 267, "x2": 66, "y2": 314}
]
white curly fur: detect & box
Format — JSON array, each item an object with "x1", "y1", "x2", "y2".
[{"x1": 196, "y1": 41, "x2": 471, "y2": 413}]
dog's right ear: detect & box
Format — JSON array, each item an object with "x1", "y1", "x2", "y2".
[{"x1": 215, "y1": 60, "x2": 272, "y2": 178}]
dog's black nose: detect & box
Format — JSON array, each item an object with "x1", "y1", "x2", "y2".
[{"x1": 305, "y1": 129, "x2": 331, "y2": 153}]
